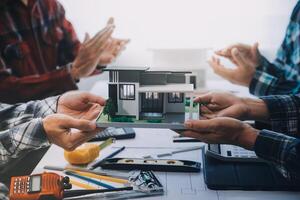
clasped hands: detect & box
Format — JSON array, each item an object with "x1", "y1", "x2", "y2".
[
  {"x1": 71, "y1": 17, "x2": 130, "y2": 80},
  {"x1": 208, "y1": 43, "x2": 262, "y2": 87}
]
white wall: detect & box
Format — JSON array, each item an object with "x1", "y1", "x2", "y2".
[{"x1": 59, "y1": 0, "x2": 298, "y2": 88}]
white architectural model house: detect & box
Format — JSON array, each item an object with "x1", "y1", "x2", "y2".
[{"x1": 103, "y1": 66, "x2": 197, "y2": 123}]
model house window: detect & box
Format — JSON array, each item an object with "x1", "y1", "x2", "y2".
[
  {"x1": 145, "y1": 92, "x2": 159, "y2": 100},
  {"x1": 168, "y1": 92, "x2": 183, "y2": 103},
  {"x1": 120, "y1": 84, "x2": 135, "y2": 100}
]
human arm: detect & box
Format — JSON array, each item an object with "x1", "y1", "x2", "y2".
[
  {"x1": 0, "y1": 91, "x2": 105, "y2": 167},
  {"x1": 210, "y1": 18, "x2": 300, "y2": 96},
  {"x1": 209, "y1": 43, "x2": 299, "y2": 95},
  {"x1": 57, "y1": 6, "x2": 129, "y2": 78},
  {"x1": 0, "y1": 56, "x2": 78, "y2": 103},
  {"x1": 249, "y1": 55, "x2": 300, "y2": 96},
  {"x1": 0, "y1": 22, "x2": 115, "y2": 104},
  {"x1": 183, "y1": 118, "x2": 300, "y2": 180},
  {"x1": 196, "y1": 92, "x2": 300, "y2": 136},
  {"x1": 55, "y1": 1, "x2": 130, "y2": 68}
]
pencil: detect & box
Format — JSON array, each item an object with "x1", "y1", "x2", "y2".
[
  {"x1": 65, "y1": 171, "x2": 115, "y2": 189},
  {"x1": 44, "y1": 165, "x2": 128, "y2": 179},
  {"x1": 71, "y1": 170, "x2": 128, "y2": 184},
  {"x1": 69, "y1": 179, "x2": 97, "y2": 190}
]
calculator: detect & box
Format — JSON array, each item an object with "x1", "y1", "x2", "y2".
[
  {"x1": 206, "y1": 144, "x2": 263, "y2": 162},
  {"x1": 89, "y1": 127, "x2": 136, "y2": 142}
]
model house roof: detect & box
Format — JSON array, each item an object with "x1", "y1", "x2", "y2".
[
  {"x1": 104, "y1": 66, "x2": 150, "y2": 71},
  {"x1": 146, "y1": 70, "x2": 192, "y2": 74},
  {"x1": 104, "y1": 66, "x2": 192, "y2": 74},
  {"x1": 138, "y1": 84, "x2": 194, "y2": 93}
]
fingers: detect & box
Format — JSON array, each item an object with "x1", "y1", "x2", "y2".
[
  {"x1": 194, "y1": 93, "x2": 213, "y2": 104},
  {"x1": 82, "y1": 93, "x2": 106, "y2": 106},
  {"x1": 200, "y1": 106, "x2": 217, "y2": 119},
  {"x1": 107, "y1": 17, "x2": 114, "y2": 25},
  {"x1": 184, "y1": 119, "x2": 215, "y2": 132},
  {"x1": 62, "y1": 116, "x2": 96, "y2": 131},
  {"x1": 231, "y1": 48, "x2": 248, "y2": 68},
  {"x1": 182, "y1": 130, "x2": 210, "y2": 142},
  {"x1": 208, "y1": 56, "x2": 236, "y2": 80},
  {"x1": 251, "y1": 42, "x2": 259, "y2": 61},
  {"x1": 86, "y1": 25, "x2": 115, "y2": 49},
  {"x1": 112, "y1": 38, "x2": 130, "y2": 54},
  {"x1": 84, "y1": 32, "x2": 91, "y2": 43},
  {"x1": 67, "y1": 129, "x2": 100, "y2": 150},
  {"x1": 95, "y1": 28, "x2": 114, "y2": 52},
  {"x1": 215, "y1": 43, "x2": 251, "y2": 57}
]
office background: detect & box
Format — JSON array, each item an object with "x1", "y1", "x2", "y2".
[{"x1": 59, "y1": 0, "x2": 298, "y2": 90}]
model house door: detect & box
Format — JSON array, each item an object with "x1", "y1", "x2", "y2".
[{"x1": 141, "y1": 92, "x2": 164, "y2": 113}]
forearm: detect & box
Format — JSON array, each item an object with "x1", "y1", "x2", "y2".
[
  {"x1": 0, "y1": 118, "x2": 50, "y2": 168},
  {"x1": 0, "y1": 68, "x2": 77, "y2": 104},
  {"x1": 242, "y1": 97, "x2": 269, "y2": 121},
  {"x1": 237, "y1": 127, "x2": 300, "y2": 180},
  {"x1": 0, "y1": 96, "x2": 58, "y2": 130}
]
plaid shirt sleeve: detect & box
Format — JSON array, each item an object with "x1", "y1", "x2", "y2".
[
  {"x1": 260, "y1": 95, "x2": 300, "y2": 136},
  {"x1": 0, "y1": 182, "x2": 8, "y2": 200},
  {"x1": 249, "y1": 56, "x2": 300, "y2": 96},
  {"x1": 249, "y1": 3, "x2": 300, "y2": 96},
  {"x1": 254, "y1": 130, "x2": 300, "y2": 180},
  {"x1": 0, "y1": 96, "x2": 58, "y2": 168},
  {"x1": 254, "y1": 94, "x2": 300, "y2": 180}
]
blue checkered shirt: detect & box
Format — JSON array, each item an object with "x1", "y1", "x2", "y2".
[
  {"x1": 255, "y1": 95, "x2": 300, "y2": 181},
  {"x1": 250, "y1": 1, "x2": 300, "y2": 96}
]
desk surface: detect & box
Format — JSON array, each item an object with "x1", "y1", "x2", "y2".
[{"x1": 33, "y1": 80, "x2": 300, "y2": 200}]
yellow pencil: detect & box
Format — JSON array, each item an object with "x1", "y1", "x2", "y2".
[
  {"x1": 70, "y1": 179, "x2": 97, "y2": 190},
  {"x1": 71, "y1": 170, "x2": 128, "y2": 184}
]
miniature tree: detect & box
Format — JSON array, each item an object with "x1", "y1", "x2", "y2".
[{"x1": 102, "y1": 99, "x2": 117, "y2": 121}]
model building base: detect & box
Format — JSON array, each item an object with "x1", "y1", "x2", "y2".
[{"x1": 96, "y1": 100, "x2": 199, "y2": 130}]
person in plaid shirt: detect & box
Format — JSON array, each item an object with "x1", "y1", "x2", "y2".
[
  {"x1": 0, "y1": 90, "x2": 106, "y2": 198},
  {"x1": 209, "y1": 1, "x2": 300, "y2": 96},
  {"x1": 183, "y1": 92, "x2": 300, "y2": 181},
  {"x1": 0, "y1": 0, "x2": 129, "y2": 104}
]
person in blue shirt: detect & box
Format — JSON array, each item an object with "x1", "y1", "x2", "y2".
[{"x1": 209, "y1": 1, "x2": 300, "y2": 96}]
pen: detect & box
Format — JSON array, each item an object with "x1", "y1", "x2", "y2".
[
  {"x1": 65, "y1": 170, "x2": 115, "y2": 189},
  {"x1": 90, "y1": 146, "x2": 126, "y2": 170}
]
